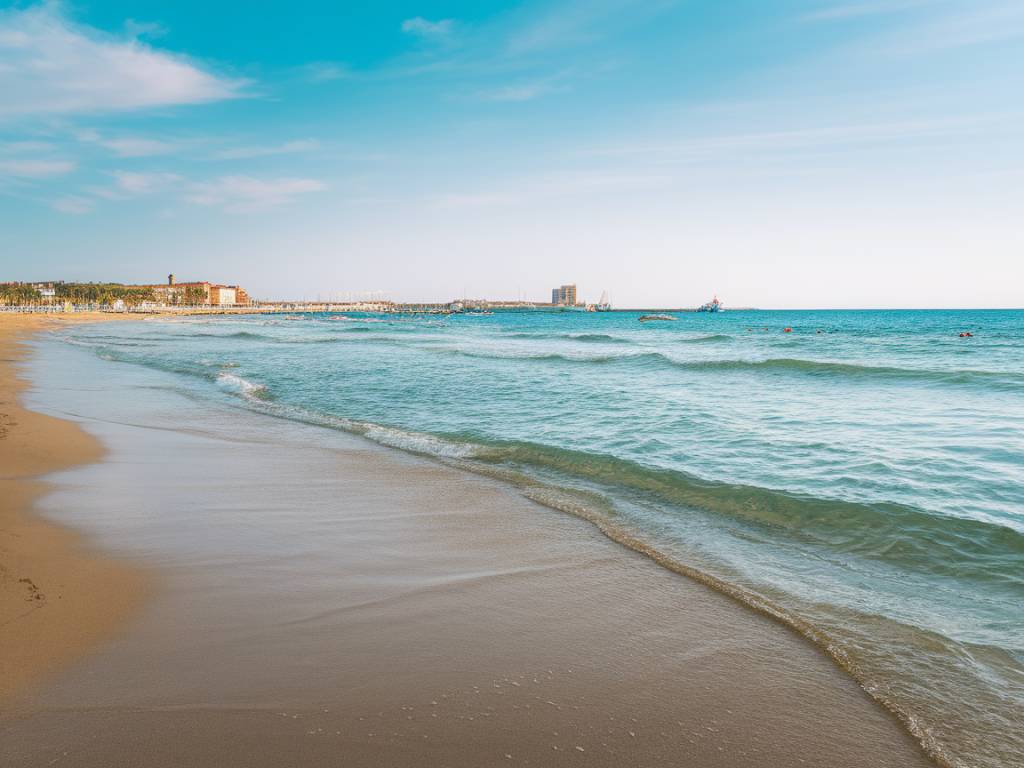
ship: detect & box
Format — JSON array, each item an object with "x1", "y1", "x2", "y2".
[
  {"x1": 697, "y1": 295, "x2": 723, "y2": 313},
  {"x1": 596, "y1": 290, "x2": 612, "y2": 312}
]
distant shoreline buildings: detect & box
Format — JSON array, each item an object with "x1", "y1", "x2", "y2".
[
  {"x1": 0, "y1": 274, "x2": 251, "y2": 308},
  {"x1": 2, "y1": 275, "x2": 746, "y2": 313},
  {"x1": 141, "y1": 274, "x2": 251, "y2": 307},
  {"x1": 551, "y1": 284, "x2": 578, "y2": 306}
]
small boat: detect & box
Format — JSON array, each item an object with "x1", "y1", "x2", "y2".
[
  {"x1": 697, "y1": 295, "x2": 723, "y2": 312},
  {"x1": 639, "y1": 314, "x2": 677, "y2": 322},
  {"x1": 596, "y1": 290, "x2": 612, "y2": 312}
]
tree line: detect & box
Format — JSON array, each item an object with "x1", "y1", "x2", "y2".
[
  {"x1": 0, "y1": 282, "x2": 207, "y2": 307},
  {"x1": 0, "y1": 283, "x2": 42, "y2": 305}
]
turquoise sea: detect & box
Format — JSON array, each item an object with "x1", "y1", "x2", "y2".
[{"x1": 58, "y1": 309, "x2": 1023, "y2": 768}]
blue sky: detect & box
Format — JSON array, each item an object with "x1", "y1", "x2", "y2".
[{"x1": 0, "y1": 0, "x2": 1021, "y2": 306}]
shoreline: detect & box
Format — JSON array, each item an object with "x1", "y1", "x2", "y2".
[
  {"x1": 0, "y1": 314, "x2": 148, "y2": 704},
  {"x1": 2, "y1": 324, "x2": 934, "y2": 767}
]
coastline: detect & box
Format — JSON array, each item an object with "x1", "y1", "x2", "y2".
[
  {"x1": 0, "y1": 314, "x2": 147, "y2": 703},
  {"x1": 1, "y1": 326, "x2": 935, "y2": 767}
]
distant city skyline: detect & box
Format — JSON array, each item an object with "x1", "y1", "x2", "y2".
[{"x1": 1, "y1": 1, "x2": 1022, "y2": 308}]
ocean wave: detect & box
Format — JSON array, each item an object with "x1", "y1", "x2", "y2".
[
  {"x1": 209, "y1": 380, "x2": 1022, "y2": 585},
  {"x1": 432, "y1": 347, "x2": 1024, "y2": 389},
  {"x1": 677, "y1": 333, "x2": 733, "y2": 344},
  {"x1": 567, "y1": 332, "x2": 628, "y2": 342},
  {"x1": 361, "y1": 423, "x2": 479, "y2": 458},
  {"x1": 465, "y1": 440, "x2": 1024, "y2": 584},
  {"x1": 215, "y1": 371, "x2": 272, "y2": 401},
  {"x1": 176, "y1": 330, "x2": 269, "y2": 340},
  {"x1": 502, "y1": 331, "x2": 632, "y2": 343}
]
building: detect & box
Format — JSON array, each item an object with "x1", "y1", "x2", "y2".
[
  {"x1": 133, "y1": 275, "x2": 251, "y2": 306},
  {"x1": 551, "y1": 284, "x2": 577, "y2": 306},
  {"x1": 30, "y1": 283, "x2": 56, "y2": 303},
  {"x1": 209, "y1": 285, "x2": 236, "y2": 305}
]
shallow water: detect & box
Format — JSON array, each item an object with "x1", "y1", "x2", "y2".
[{"x1": 56, "y1": 309, "x2": 1024, "y2": 768}]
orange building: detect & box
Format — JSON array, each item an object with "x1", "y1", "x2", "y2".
[{"x1": 138, "y1": 275, "x2": 251, "y2": 306}]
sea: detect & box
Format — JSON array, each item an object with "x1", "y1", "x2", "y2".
[{"x1": 54, "y1": 308, "x2": 1023, "y2": 768}]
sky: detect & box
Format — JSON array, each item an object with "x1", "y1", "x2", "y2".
[{"x1": 0, "y1": 0, "x2": 1021, "y2": 307}]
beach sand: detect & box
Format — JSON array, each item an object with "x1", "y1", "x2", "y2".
[
  {"x1": 0, "y1": 314, "x2": 147, "y2": 702},
  {"x1": 1, "y1": 319, "x2": 934, "y2": 767}
]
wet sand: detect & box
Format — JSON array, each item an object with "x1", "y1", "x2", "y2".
[
  {"x1": 0, "y1": 314, "x2": 147, "y2": 702},
  {"x1": 1, "y1": 326, "x2": 934, "y2": 767}
]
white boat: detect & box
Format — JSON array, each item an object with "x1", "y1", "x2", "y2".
[{"x1": 596, "y1": 290, "x2": 612, "y2": 312}]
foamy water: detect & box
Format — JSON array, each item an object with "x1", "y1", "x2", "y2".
[{"x1": 56, "y1": 309, "x2": 1023, "y2": 767}]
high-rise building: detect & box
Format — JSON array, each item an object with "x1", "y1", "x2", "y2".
[{"x1": 551, "y1": 284, "x2": 577, "y2": 306}]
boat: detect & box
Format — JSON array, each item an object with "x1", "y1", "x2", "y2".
[
  {"x1": 639, "y1": 314, "x2": 677, "y2": 322},
  {"x1": 697, "y1": 295, "x2": 723, "y2": 312},
  {"x1": 596, "y1": 290, "x2": 612, "y2": 312}
]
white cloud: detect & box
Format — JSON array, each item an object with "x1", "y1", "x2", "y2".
[
  {"x1": 0, "y1": 4, "x2": 245, "y2": 118},
  {"x1": 0, "y1": 158, "x2": 75, "y2": 178},
  {"x1": 1, "y1": 140, "x2": 56, "y2": 153},
  {"x1": 52, "y1": 195, "x2": 93, "y2": 214},
  {"x1": 112, "y1": 170, "x2": 181, "y2": 194},
  {"x1": 401, "y1": 17, "x2": 455, "y2": 39},
  {"x1": 76, "y1": 130, "x2": 178, "y2": 156},
  {"x1": 100, "y1": 136, "x2": 176, "y2": 157},
  {"x1": 184, "y1": 175, "x2": 326, "y2": 212},
  {"x1": 214, "y1": 139, "x2": 320, "y2": 160}
]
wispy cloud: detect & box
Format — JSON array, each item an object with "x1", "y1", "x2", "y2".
[
  {"x1": 478, "y1": 81, "x2": 559, "y2": 102},
  {"x1": 0, "y1": 158, "x2": 75, "y2": 178},
  {"x1": 812, "y1": 1, "x2": 1024, "y2": 54},
  {"x1": 401, "y1": 17, "x2": 455, "y2": 40},
  {"x1": 504, "y1": 0, "x2": 641, "y2": 55},
  {"x1": 583, "y1": 115, "x2": 997, "y2": 161},
  {"x1": 100, "y1": 136, "x2": 176, "y2": 157},
  {"x1": 74, "y1": 129, "x2": 179, "y2": 156},
  {"x1": 888, "y1": 1, "x2": 1024, "y2": 52},
  {"x1": 802, "y1": 0, "x2": 932, "y2": 22},
  {"x1": 184, "y1": 175, "x2": 326, "y2": 212},
  {"x1": 214, "y1": 139, "x2": 320, "y2": 160},
  {"x1": 434, "y1": 169, "x2": 667, "y2": 208},
  {"x1": 1, "y1": 140, "x2": 56, "y2": 153},
  {"x1": 0, "y1": 4, "x2": 245, "y2": 118},
  {"x1": 475, "y1": 67, "x2": 576, "y2": 102},
  {"x1": 52, "y1": 195, "x2": 93, "y2": 214},
  {"x1": 112, "y1": 170, "x2": 182, "y2": 194},
  {"x1": 297, "y1": 61, "x2": 350, "y2": 83}
]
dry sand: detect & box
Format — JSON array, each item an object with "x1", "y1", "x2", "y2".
[{"x1": 0, "y1": 314, "x2": 147, "y2": 702}]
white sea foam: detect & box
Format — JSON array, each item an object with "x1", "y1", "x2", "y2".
[
  {"x1": 362, "y1": 423, "x2": 479, "y2": 458},
  {"x1": 216, "y1": 371, "x2": 269, "y2": 401}
]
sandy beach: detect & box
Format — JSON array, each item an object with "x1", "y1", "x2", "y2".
[
  {"x1": 0, "y1": 317, "x2": 935, "y2": 767},
  {"x1": 0, "y1": 314, "x2": 147, "y2": 702}
]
